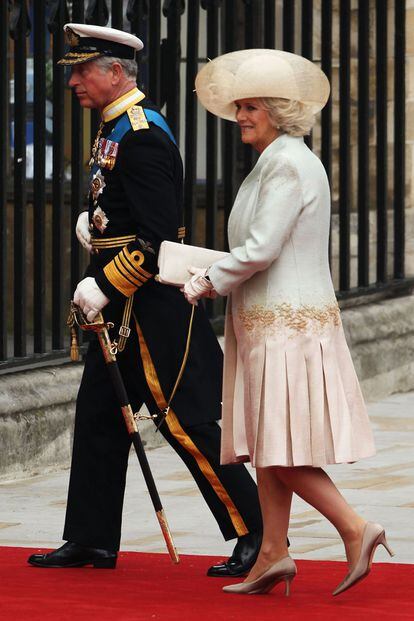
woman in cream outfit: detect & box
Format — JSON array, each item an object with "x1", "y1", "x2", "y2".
[{"x1": 184, "y1": 50, "x2": 393, "y2": 597}]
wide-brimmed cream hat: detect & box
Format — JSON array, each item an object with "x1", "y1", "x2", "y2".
[{"x1": 195, "y1": 49, "x2": 330, "y2": 121}]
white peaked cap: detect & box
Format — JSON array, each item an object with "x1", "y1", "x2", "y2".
[{"x1": 58, "y1": 23, "x2": 143, "y2": 65}]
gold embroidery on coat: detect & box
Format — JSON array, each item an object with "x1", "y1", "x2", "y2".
[{"x1": 237, "y1": 302, "x2": 340, "y2": 335}]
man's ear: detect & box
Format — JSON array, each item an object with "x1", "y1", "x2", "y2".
[{"x1": 110, "y1": 62, "x2": 124, "y2": 84}]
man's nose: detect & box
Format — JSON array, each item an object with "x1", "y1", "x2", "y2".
[{"x1": 68, "y1": 69, "x2": 78, "y2": 87}]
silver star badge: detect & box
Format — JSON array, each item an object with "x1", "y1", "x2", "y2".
[
  {"x1": 90, "y1": 169, "x2": 106, "y2": 201},
  {"x1": 92, "y1": 206, "x2": 109, "y2": 234}
]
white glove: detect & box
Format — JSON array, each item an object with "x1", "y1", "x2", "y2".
[
  {"x1": 183, "y1": 266, "x2": 217, "y2": 306},
  {"x1": 76, "y1": 211, "x2": 92, "y2": 253},
  {"x1": 73, "y1": 277, "x2": 109, "y2": 322}
]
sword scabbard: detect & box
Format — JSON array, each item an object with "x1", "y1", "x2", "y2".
[{"x1": 156, "y1": 509, "x2": 180, "y2": 564}]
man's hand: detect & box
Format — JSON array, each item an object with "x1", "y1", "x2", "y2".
[
  {"x1": 76, "y1": 211, "x2": 92, "y2": 253},
  {"x1": 73, "y1": 277, "x2": 109, "y2": 322},
  {"x1": 183, "y1": 267, "x2": 217, "y2": 306}
]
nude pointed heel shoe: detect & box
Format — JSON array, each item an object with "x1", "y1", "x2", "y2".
[
  {"x1": 222, "y1": 556, "x2": 297, "y2": 595},
  {"x1": 333, "y1": 522, "x2": 395, "y2": 596}
]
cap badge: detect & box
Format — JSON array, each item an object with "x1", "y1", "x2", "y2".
[{"x1": 65, "y1": 27, "x2": 80, "y2": 47}]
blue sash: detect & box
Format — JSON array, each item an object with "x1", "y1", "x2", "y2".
[
  {"x1": 109, "y1": 108, "x2": 177, "y2": 146},
  {"x1": 144, "y1": 109, "x2": 177, "y2": 146}
]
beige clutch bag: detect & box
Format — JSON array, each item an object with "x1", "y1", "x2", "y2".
[{"x1": 157, "y1": 240, "x2": 229, "y2": 287}]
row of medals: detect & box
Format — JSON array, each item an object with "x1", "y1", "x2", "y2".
[{"x1": 89, "y1": 124, "x2": 112, "y2": 235}]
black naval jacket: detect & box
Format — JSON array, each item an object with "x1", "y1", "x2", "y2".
[{"x1": 84, "y1": 92, "x2": 223, "y2": 428}]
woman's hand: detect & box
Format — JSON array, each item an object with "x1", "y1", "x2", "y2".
[{"x1": 183, "y1": 267, "x2": 217, "y2": 306}]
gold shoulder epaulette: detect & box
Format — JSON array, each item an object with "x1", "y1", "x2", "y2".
[{"x1": 127, "y1": 105, "x2": 149, "y2": 131}]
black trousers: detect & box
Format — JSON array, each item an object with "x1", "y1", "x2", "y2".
[{"x1": 63, "y1": 331, "x2": 262, "y2": 552}]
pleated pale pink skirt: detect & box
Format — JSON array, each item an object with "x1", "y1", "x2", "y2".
[{"x1": 220, "y1": 313, "x2": 376, "y2": 468}]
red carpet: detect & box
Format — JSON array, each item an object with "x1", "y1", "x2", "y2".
[{"x1": 0, "y1": 546, "x2": 412, "y2": 620}]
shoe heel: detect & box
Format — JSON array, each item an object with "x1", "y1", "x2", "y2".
[
  {"x1": 93, "y1": 557, "x2": 117, "y2": 569},
  {"x1": 284, "y1": 575, "x2": 294, "y2": 597},
  {"x1": 379, "y1": 533, "x2": 395, "y2": 557}
]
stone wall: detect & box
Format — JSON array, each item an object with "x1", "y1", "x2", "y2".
[
  {"x1": 0, "y1": 365, "x2": 81, "y2": 482},
  {"x1": 0, "y1": 364, "x2": 162, "y2": 482},
  {"x1": 342, "y1": 295, "x2": 414, "y2": 400}
]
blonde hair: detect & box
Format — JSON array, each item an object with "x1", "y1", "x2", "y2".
[{"x1": 258, "y1": 97, "x2": 316, "y2": 137}]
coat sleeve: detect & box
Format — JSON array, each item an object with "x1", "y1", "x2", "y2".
[
  {"x1": 95, "y1": 128, "x2": 180, "y2": 301},
  {"x1": 208, "y1": 154, "x2": 304, "y2": 296}
]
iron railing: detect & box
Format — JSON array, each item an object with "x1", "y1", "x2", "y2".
[{"x1": 0, "y1": 0, "x2": 411, "y2": 370}]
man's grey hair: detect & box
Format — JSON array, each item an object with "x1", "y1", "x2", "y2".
[{"x1": 94, "y1": 56, "x2": 138, "y2": 81}]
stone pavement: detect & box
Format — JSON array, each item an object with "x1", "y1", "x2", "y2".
[{"x1": 0, "y1": 392, "x2": 413, "y2": 565}]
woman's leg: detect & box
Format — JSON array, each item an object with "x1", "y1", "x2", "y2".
[
  {"x1": 243, "y1": 465, "x2": 366, "y2": 582},
  {"x1": 246, "y1": 467, "x2": 292, "y2": 582},
  {"x1": 275, "y1": 466, "x2": 366, "y2": 568}
]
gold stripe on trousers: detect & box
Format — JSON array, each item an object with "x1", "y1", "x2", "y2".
[{"x1": 134, "y1": 316, "x2": 248, "y2": 537}]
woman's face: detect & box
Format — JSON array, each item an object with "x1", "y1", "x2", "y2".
[{"x1": 235, "y1": 98, "x2": 279, "y2": 153}]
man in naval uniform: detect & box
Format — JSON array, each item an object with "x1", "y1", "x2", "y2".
[{"x1": 28, "y1": 23, "x2": 262, "y2": 575}]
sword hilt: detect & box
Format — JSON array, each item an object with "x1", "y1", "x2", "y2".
[{"x1": 68, "y1": 302, "x2": 113, "y2": 333}]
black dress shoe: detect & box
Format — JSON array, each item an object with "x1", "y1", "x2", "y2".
[
  {"x1": 27, "y1": 541, "x2": 117, "y2": 569},
  {"x1": 207, "y1": 531, "x2": 262, "y2": 577}
]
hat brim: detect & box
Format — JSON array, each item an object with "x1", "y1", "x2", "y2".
[
  {"x1": 57, "y1": 51, "x2": 104, "y2": 66},
  {"x1": 195, "y1": 49, "x2": 330, "y2": 121}
]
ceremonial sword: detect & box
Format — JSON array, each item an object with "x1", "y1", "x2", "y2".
[{"x1": 67, "y1": 302, "x2": 179, "y2": 564}]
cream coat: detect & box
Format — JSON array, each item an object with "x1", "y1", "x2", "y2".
[{"x1": 209, "y1": 134, "x2": 375, "y2": 467}]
